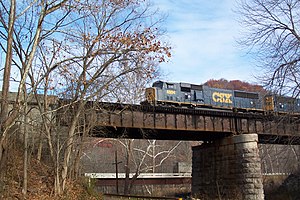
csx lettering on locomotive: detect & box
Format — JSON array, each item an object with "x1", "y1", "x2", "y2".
[
  {"x1": 212, "y1": 92, "x2": 232, "y2": 104},
  {"x1": 167, "y1": 90, "x2": 176, "y2": 95}
]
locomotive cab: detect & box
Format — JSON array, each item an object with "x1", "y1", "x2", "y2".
[{"x1": 143, "y1": 81, "x2": 164, "y2": 105}]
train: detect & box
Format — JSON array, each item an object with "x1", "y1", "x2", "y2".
[{"x1": 143, "y1": 80, "x2": 300, "y2": 113}]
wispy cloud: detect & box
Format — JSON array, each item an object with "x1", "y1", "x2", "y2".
[{"x1": 153, "y1": 0, "x2": 258, "y2": 84}]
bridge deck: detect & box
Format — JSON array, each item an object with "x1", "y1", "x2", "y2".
[{"x1": 59, "y1": 102, "x2": 300, "y2": 144}]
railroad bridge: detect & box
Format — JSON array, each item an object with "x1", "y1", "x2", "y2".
[{"x1": 61, "y1": 102, "x2": 300, "y2": 200}]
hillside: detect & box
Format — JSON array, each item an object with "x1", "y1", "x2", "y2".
[{"x1": 1, "y1": 146, "x2": 99, "y2": 200}]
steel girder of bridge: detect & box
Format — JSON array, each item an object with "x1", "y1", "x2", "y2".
[{"x1": 60, "y1": 102, "x2": 300, "y2": 144}]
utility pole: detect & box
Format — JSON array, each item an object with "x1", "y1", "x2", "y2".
[{"x1": 113, "y1": 149, "x2": 122, "y2": 194}]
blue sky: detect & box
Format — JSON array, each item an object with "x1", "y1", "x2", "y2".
[{"x1": 153, "y1": 0, "x2": 258, "y2": 85}]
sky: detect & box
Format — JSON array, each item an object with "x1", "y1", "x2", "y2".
[{"x1": 152, "y1": 0, "x2": 258, "y2": 85}]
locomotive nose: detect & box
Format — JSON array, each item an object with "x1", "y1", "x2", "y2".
[{"x1": 145, "y1": 87, "x2": 156, "y2": 104}]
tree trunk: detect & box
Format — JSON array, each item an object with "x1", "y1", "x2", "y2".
[
  {"x1": 22, "y1": 100, "x2": 28, "y2": 196},
  {"x1": 128, "y1": 169, "x2": 140, "y2": 194},
  {"x1": 0, "y1": 0, "x2": 16, "y2": 181},
  {"x1": 72, "y1": 127, "x2": 88, "y2": 179},
  {"x1": 124, "y1": 140, "x2": 131, "y2": 195},
  {"x1": 37, "y1": 129, "x2": 43, "y2": 162},
  {"x1": 61, "y1": 103, "x2": 83, "y2": 193}
]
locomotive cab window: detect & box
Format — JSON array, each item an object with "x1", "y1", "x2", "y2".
[
  {"x1": 152, "y1": 81, "x2": 163, "y2": 89},
  {"x1": 167, "y1": 83, "x2": 175, "y2": 89}
]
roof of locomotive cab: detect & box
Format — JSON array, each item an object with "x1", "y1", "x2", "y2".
[{"x1": 152, "y1": 80, "x2": 203, "y2": 87}]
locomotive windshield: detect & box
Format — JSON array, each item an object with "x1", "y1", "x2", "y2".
[{"x1": 152, "y1": 81, "x2": 163, "y2": 89}]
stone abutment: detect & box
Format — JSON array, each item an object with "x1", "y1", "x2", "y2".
[{"x1": 192, "y1": 133, "x2": 264, "y2": 200}]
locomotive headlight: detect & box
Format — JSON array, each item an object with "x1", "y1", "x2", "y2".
[
  {"x1": 184, "y1": 93, "x2": 191, "y2": 99},
  {"x1": 250, "y1": 101, "x2": 253, "y2": 105}
]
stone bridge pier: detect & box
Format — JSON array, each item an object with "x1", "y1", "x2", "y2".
[{"x1": 192, "y1": 134, "x2": 264, "y2": 200}]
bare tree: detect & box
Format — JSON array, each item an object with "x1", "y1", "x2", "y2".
[
  {"x1": 237, "y1": 0, "x2": 300, "y2": 96},
  {"x1": 0, "y1": 0, "x2": 170, "y2": 196},
  {"x1": 237, "y1": 1, "x2": 300, "y2": 193},
  {"x1": 259, "y1": 144, "x2": 300, "y2": 174},
  {"x1": 0, "y1": 1, "x2": 68, "y2": 195},
  {"x1": 47, "y1": 0, "x2": 169, "y2": 194},
  {"x1": 114, "y1": 139, "x2": 183, "y2": 195},
  {"x1": 106, "y1": 60, "x2": 160, "y2": 104}
]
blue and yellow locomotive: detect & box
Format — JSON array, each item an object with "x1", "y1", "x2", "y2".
[{"x1": 144, "y1": 80, "x2": 300, "y2": 113}]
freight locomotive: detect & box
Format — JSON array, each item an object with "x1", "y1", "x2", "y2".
[{"x1": 143, "y1": 80, "x2": 300, "y2": 113}]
